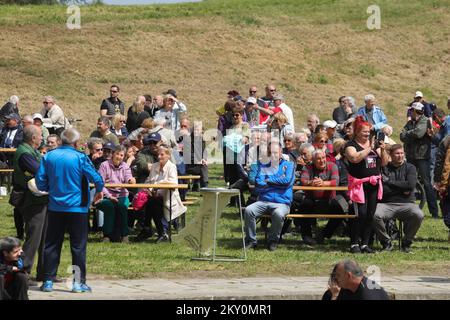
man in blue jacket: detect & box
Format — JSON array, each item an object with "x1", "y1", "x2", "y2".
[
  {"x1": 244, "y1": 141, "x2": 295, "y2": 251},
  {"x1": 356, "y1": 94, "x2": 388, "y2": 132},
  {"x1": 35, "y1": 128, "x2": 104, "y2": 293}
]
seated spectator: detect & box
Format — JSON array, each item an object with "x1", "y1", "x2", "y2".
[
  {"x1": 124, "y1": 145, "x2": 137, "y2": 167},
  {"x1": 96, "y1": 146, "x2": 136, "y2": 243},
  {"x1": 294, "y1": 132, "x2": 308, "y2": 147},
  {"x1": 46, "y1": 134, "x2": 61, "y2": 150},
  {"x1": 136, "y1": 146, "x2": 186, "y2": 243},
  {"x1": 356, "y1": 94, "x2": 388, "y2": 132},
  {"x1": 282, "y1": 133, "x2": 300, "y2": 163},
  {"x1": 93, "y1": 142, "x2": 115, "y2": 170},
  {"x1": 90, "y1": 116, "x2": 119, "y2": 147},
  {"x1": 333, "y1": 96, "x2": 356, "y2": 126},
  {"x1": 322, "y1": 263, "x2": 339, "y2": 300},
  {"x1": 132, "y1": 132, "x2": 161, "y2": 183},
  {"x1": 126, "y1": 118, "x2": 156, "y2": 144},
  {"x1": 0, "y1": 95, "x2": 20, "y2": 128},
  {"x1": 32, "y1": 113, "x2": 49, "y2": 147},
  {"x1": 297, "y1": 149, "x2": 340, "y2": 245},
  {"x1": 21, "y1": 115, "x2": 33, "y2": 128},
  {"x1": 313, "y1": 132, "x2": 335, "y2": 163},
  {"x1": 332, "y1": 260, "x2": 389, "y2": 300},
  {"x1": 306, "y1": 114, "x2": 320, "y2": 142},
  {"x1": 373, "y1": 144, "x2": 424, "y2": 252},
  {"x1": 86, "y1": 137, "x2": 104, "y2": 170},
  {"x1": 38, "y1": 145, "x2": 49, "y2": 156},
  {"x1": 342, "y1": 118, "x2": 355, "y2": 141},
  {"x1": 111, "y1": 114, "x2": 128, "y2": 142},
  {"x1": 268, "y1": 112, "x2": 293, "y2": 148},
  {"x1": 0, "y1": 113, "x2": 23, "y2": 149},
  {"x1": 244, "y1": 141, "x2": 295, "y2": 251},
  {"x1": 323, "y1": 120, "x2": 341, "y2": 142},
  {"x1": 0, "y1": 237, "x2": 28, "y2": 300},
  {"x1": 40, "y1": 96, "x2": 69, "y2": 136},
  {"x1": 126, "y1": 95, "x2": 150, "y2": 133}
]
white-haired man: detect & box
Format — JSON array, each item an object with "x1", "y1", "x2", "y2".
[
  {"x1": 356, "y1": 94, "x2": 388, "y2": 132},
  {"x1": 0, "y1": 95, "x2": 20, "y2": 127},
  {"x1": 39, "y1": 96, "x2": 69, "y2": 136}
]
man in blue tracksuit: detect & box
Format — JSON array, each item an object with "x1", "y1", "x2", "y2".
[
  {"x1": 35, "y1": 128, "x2": 104, "y2": 293},
  {"x1": 244, "y1": 141, "x2": 295, "y2": 251}
]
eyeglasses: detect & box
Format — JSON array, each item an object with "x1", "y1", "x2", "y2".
[
  {"x1": 94, "y1": 148, "x2": 103, "y2": 151},
  {"x1": 250, "y1": 91, "x2": 257, "y2": 94},
  {"x1": 269, "y1": 89, "x2": 276, "y2": 92}
]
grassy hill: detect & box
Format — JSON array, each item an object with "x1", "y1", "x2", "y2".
[{"x1": 1, "y1": 0, "x2": 450, "y2": 138}]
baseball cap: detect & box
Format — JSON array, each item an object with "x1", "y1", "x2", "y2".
[
  {"x1": 414, "y1": 91, "x2": 424, "y2": 98},
  {"x1": 273, "y1": 93, "x2": 284, "y2": 101},
  {"x1": 143, "y1": 132, "x2": 162, "y2": 145},
  {"x1": 246, "y1": 97, "x2": 257, "y2": 105},
  {"x1": 103, "y1": 142, "x2": 116, "y2": 151},
  {"x1": 323, "y1": 120, "x2": 338, "y2": 129},
  {"x1": 32, "y1": 113, "x2": 44, "y2": 121},
  {"x1": 5, "y1": 113, "x2": 20, "y2": 121},
  {"x1": 411, "y1": 102, "x2": 424, "y2": 111},
  {"x1": 163, "y1": 89, "x2": 177, "y2": 98}
]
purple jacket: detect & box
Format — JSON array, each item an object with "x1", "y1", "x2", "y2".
[{"x1": 98, "y1": 160, "x2": 133, "y2": 198}]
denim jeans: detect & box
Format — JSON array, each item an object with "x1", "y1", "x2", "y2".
[
  {"x1": 411, "y1": 159, "x2": 439, "y2": 217},
  {"x1": 244, "y1": 201, "x2": 290, "y2": 244}
]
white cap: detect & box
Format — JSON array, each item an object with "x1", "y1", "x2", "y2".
[
  {"x1": 415, "y1": 91, "x2": 423, "y2": 98},
  {"x1": 323, "y1": 120, "x2": 338, "y2": 129},
  {"x1": 32, "y1": 113, "x2": 43, "y2": 121},
  {"x1": 411, "y1": 102, "x2": 424, "y2": 111},
  {"x1": 246, "y1": 97, "x2": 257, "y2": 104}
]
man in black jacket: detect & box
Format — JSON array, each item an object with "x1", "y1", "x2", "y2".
[
  {"x1": 373, "y1": 144, "x2": 424, "y2": 252},
  {"x1": 0, "y1": 95, "x2": 20, "y2": 129},
  {"x1": 0, "y1": 237, "x2": 28, "y2": 300}
]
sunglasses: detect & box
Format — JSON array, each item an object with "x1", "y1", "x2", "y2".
[
  {"x1": 269, "y1": 89, "x2": 276, "y2": 92},
  {"x1": 110, "y1": 90, "x2": 118, "y2": 93},
  {"x1": 250, "y1": 90, "x2": 257, "y2": 94}
]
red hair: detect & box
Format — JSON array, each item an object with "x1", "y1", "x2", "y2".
[{"x1": 353, "y1": 115, "x2": 372, "y2": 134}]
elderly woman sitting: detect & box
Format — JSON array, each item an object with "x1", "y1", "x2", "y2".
[
  {"x1": 136, "y1": 146, "x2": 186, "y2": 243},
  {"x1": 96, "y1": 146, "x2": 136, "y2": 243}
]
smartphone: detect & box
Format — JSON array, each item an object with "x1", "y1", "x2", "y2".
[{"x1": 377, "y1": 131, "x2": 385, "y2": 142}]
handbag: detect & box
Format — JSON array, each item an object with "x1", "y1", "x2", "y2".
[
  {"x1": 9, "y1": 188, "x2": 25, "y2": 207},
  {"x1": 132, "y1": 190, "x2": 149, "y2": 211}
]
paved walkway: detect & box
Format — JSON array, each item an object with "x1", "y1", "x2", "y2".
[{"x1": 28, "y1": 275, "x2": 450, "y2": 300}]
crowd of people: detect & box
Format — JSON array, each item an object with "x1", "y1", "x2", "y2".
[{"x1": 0, "y1": 84, "x2": 449, "y2": 299}]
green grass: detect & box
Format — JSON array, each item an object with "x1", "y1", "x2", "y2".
[{"x1": 0, "y1": 164, "x2": 449, "y2": 279}]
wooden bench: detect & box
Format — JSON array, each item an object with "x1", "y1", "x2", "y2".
[{"x1": 256, "y1": 185, "x2": 358, "y2": 242}]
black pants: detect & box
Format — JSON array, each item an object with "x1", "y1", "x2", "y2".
[
  {"x1": 143, "y1": 197, "x2": 168, "y2": 237},
  {"x1": 298, "y1": 199, "x2": 343, "y2": 237},
  {"x1": 0, "y1": 273, "x2": 29, "y2": 300},
  {"x1": 350, "y1": 183, "x2": 378, "y2": 246},
  {"x1": 21, "y1": 204, "x2": 48, "y2": 281},
  {"x1": 43, "y1": 211, "x2": 88, "y2": 283},
  {"x1": 14, "y1": 207, "x2": 24, "y2": 239},
  {"x1": 185, "y1": 164, "x2": 209, "y2": 188}
]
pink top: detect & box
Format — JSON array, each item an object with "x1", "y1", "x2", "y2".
[
  {"x1": 98, "y1": 160, "x2": 133, "y2": 199},
  {"x1": 347, "y1": 174, "x2": 383, "y2": 204}
]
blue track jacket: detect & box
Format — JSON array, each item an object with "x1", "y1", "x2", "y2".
[{"x1": 35, "y1": 145, "x2": 104, "y2": 213}]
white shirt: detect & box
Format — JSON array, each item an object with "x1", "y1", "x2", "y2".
[{"x1": 278, "y1": 103, "x2": 295, "y2": 132}]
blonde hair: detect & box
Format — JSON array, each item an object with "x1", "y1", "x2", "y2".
[
  {"x1": 132, "y1": 96, "x2": 145, "y2": 113},
  {"x1": 333, "y1": 138, "x2": 346, "y2": 155},
  {"x1": 141, "y1": 118, "x2": 155, "y2": 129},
  {"x1": 273, "y1": 112, "x2": 288, "y2": 124},
  {"x1": 113, "y1": 114, "x2": 126, "y2": 129}
]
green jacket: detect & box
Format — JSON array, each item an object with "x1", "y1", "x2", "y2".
[{"x1": 12, "y1": 142, "x2": 48, "y2": 207}]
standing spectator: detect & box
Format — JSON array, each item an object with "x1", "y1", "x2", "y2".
[
  {"x1": 36, "y1": 128, "x2": 104, "y2": 293},
  {"x1": 344, "y1": 116, "x2": 389, "y2": 253},
  {"x1": 12, "y1": 125, "x2": 48, "y2": 283},
  {"x1": 90, "y1": 116, "x2": 120, "y2": 147},
  {"x1": 147, "y1": 95, "x2": 164, "y2": 118},
  {"x1": 406, "y1": 91, "x2": 434, "y2": 119},
  {"x1": 429, "y1": 108, "x2": 448, "y2": 179},
  {"x1": 126, "y1": 95, "x2": 150, "y2": 133},
  {"x1": 97, "y1": 146, "x2": 136, "y2": 243},
  {"x1": 155, "y1": 89, "x2": 187, "y2": 131},
  {"x1": 434, "y1": 136, "x2": 450, "y2": 242},
  {"x1": 333, "y1": 96, "x2": 357, "y2": 126},
  {"x1": 100, "y1": 85, "x2": 125, "y2": 118},
  {"x1": 244, "y1": 141, "x2": 295, "y2": 251},
  {"x1": 331, "y1": 260, "x2": 389, "y2": 300},
  {"x1": 40, "y1": 96, "x2": 69, "y2": 136},
  {"x1": 248, "y1": 85, "x2": 268, "y2": 109},
  {"x1": 0, "y1": 237, "x2": 28, "y2": 300},
  {"x1": 356, "y1": 94, "x2": 388, "y2": 132},
  {"x1": 400, "y1": 102, "x2": 438, "y2": 218},
  {"x1": 260, "y1": 84, "x2": 277, "y2": 107},
  {"x1": 32, "y1": 113, "x2": 49, "y2": 147},
  {"x1": 45, "y1": 134, "x2": 61, "y2": 150},
  {"x1": 273, "y1": 93, "x2": 295, "y2": 131},
  {"x1": 373, "y1": 144, "x2": 424, "y2": 252},
  {"x1": 0, "y1": 95, "x2": 20, "y2": 123},
  {"x1": 323, "y1": 120, "x2": 341, "y2": 142}
]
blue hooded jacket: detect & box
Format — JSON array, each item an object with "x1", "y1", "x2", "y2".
[
  {"x1": 249, "y1": 158, "x2": 295, "y2": 205},
  {"x1": 35, "y1": 145, "x2": 104, "y2": 213}
]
